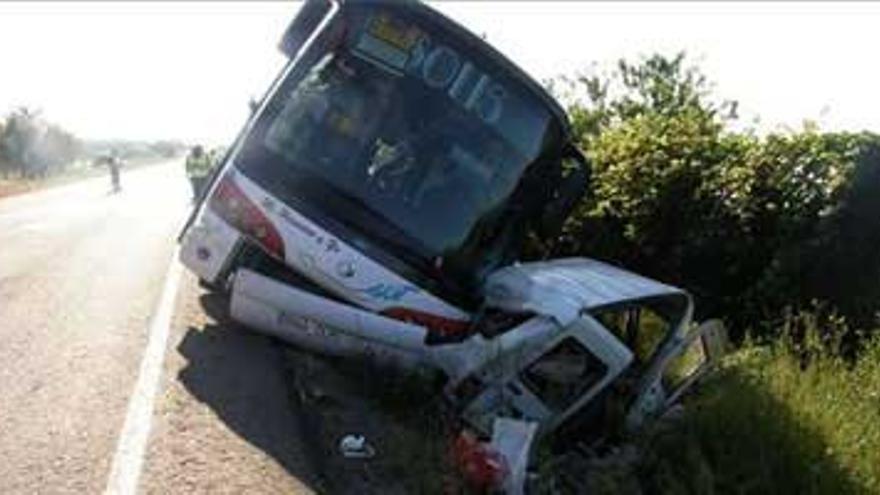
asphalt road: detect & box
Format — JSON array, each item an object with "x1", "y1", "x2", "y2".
[{"x1": 0, "y1": 162, "x2": 315, "y2": 494}]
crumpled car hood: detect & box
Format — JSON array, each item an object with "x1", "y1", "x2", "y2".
[{"x1": 482, "y1": 258, "x2": 689, "y2": 326}]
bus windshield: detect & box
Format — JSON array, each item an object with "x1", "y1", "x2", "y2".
[{"x1": 236, "y1": 4, "x2": 559, "y2": 270}]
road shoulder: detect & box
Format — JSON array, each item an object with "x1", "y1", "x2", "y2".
[{"x1": 139, "y1": 273, "x2": 317, "y2": 494}]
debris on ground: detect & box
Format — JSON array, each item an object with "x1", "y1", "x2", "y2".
[
  {"x1": 490, "y1": 418, "x2": 538, "y2": 495},
  {"x1": 339, "y1": 434, "x2": 376, "y2": 459},
  {"x1": 451, "y1": 418, "x2": 539, "y2": 494},
  {"x1": 452, "y1": 430, "x2": 509, "y2": 492}
]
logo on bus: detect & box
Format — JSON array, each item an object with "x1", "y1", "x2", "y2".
[{"x1": 356, "y1": 283, "x2": 419, "y2": 302}]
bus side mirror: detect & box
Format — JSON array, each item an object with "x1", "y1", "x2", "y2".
[
  {"x1": 538, "y1": 147, "x2": 591, "y2": 241},
  {"x1": 279, "y1": 0, "x2": 336, "y2": 58}
]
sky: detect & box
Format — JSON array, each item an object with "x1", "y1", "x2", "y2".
[{"x1": 1, "y1": 1, "x2": 878, "y2": 145}]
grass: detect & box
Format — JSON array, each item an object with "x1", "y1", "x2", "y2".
[{"x1": 634, "y1": 332, "x2": 880, "y2": 495}]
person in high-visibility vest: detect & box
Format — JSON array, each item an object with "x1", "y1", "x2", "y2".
[{"x1": 185, "y1": 145, "x2": 212, "y2": 200}]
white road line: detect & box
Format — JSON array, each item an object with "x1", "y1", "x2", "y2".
[{"x1": 104, "y1": 249, "x2": 183, "y2": 495}]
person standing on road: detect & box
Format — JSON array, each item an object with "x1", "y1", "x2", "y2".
[
  {"x1": 185, "y1": 145, "x2": 212, "y2": 200},
  {"x1": 107, "y1": 151, "x2": 122, "y2": 193}
]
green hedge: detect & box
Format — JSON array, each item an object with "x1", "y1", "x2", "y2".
[{"x1": 550, "y1": 54, "x2": 880, "y2": 343}]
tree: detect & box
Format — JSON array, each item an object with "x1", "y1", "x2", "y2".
[
  {"x1": 0, "y1": 107, "x2": 81, "y2": 178},
  {"x1": 551, "y1": 52, "x2": 737, "y2": 146}
]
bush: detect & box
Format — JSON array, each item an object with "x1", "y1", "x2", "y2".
[
  {"x1": 706, "y1": 131, "x2": 880, "y2": 340},
  {"x1": 552, "y1": 54, "x2": 880, "y2": 343}
]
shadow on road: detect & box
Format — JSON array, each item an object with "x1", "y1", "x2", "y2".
[{"x1": 175, "y1": 291, "x2": 322, "y2": 491}]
